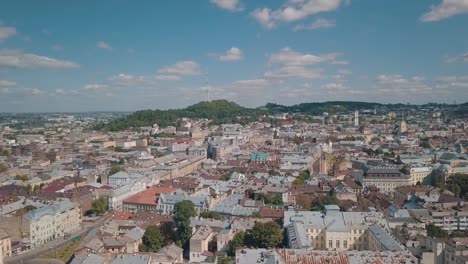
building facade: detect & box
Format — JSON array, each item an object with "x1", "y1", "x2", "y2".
[{"x1": 24, "y1": 199, "x2": 81, "y2": 248}]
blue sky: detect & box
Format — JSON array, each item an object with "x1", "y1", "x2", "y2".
[{"x1": 0, "y1": 0, "x2": 467, "y2": 112}]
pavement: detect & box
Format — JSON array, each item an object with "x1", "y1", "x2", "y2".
[{"x1": 4, "y1": 214, "x2": 111, "y2": 264}]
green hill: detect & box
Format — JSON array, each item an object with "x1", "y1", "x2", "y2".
[
  {"x1": 94, "y1": 100, "x2": 264, "y2": 131},
  {"x1": 94, "y1": 100, "x2": 467, "y2": 131}
]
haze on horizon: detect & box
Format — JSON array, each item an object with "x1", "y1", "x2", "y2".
[{"x1": 0, "y1": 0, "x2": 467, "y2": 112}]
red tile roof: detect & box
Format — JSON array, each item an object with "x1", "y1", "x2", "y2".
[{"x1": 123, "y1": 186, "x2": 177, "y2": 205}]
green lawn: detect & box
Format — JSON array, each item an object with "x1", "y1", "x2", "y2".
[{"x1": 41, "y1": 239, "x2": 81, "y2": 263}]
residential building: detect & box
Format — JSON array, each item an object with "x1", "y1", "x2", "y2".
[
  {"x1": 24, "y1": 199, "x2": 81, "y2": 248},
  {"x1": 284, "y1": 205, "x2": 388, "y2": 251}
]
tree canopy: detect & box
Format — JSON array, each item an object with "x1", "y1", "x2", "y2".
[
  {"x1": 108, "y1": 165, "x2": 124, "y2": 176},
  {"x1": 200, "y1": 211, "x2": 222, "y2": 220},
  {"x1": 292, "y1": 170, "x2": 310, "y2": 185},
  {"x1": 91, "y1": 196, "x2": 108, "y2": 215},
  {"x1": 0, "y1": 163, "x2": 8, "y2": 173},
  {"x1": 139, "y1": 225, "x2": 164, "y2": 252},
  {"x1": 426, "y1": 224, "x2": 448, "y2": 238},
  {"x1": 445, "y1": 174, "x2": 468, "y2": 198},
  {"x1": 311, "y1": 196, "x2": 339, "y2": 211},
  {"x1": 173, "y1": 200, "x2": 197, "y2": 223},
  {"x1": 173, "y1": 200, "x2": 197, "y2": 250},
  {"x1": 245, "y1": 222, "x2": 283, "y2": 249}
]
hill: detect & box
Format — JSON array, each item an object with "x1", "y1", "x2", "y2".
[
  {"x1": 94, "y1": 100, "x2": 467, "y2": 131},
  {"x1": 93, "y1": 100, "x2": 265, "y2": 131},
  {"x1": 264, "y1": 101, "x2": 383, "y2": 115}
]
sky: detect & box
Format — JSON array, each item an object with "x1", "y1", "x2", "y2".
[{"x1": 0, "y1": 0, "x2": 468, "y2": 112}]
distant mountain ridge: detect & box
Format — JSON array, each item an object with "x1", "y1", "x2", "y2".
[{"x1": 94, "y1": 100, "x2": 466, "y2": 131}]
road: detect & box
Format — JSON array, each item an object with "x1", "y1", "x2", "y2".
[{"x1": 4, "y1": 215, "x2": 110, "y2": 264}]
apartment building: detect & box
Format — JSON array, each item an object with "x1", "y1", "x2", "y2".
[
  {"x1": 285, "y1": 205, "x2": 388, "y2": 251},
  {"x1": 358, "y1": 166, "x2": 412, "y2": 194},
  {"x1": 23, "y1": 199, "x2": 81, "y2": 248}
]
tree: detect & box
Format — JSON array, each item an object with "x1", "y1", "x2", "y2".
[
  {"x1": 292, "y1": 136, "x2": 303, "y2": 145},
  {"x1": 296, "y1": 195, "x2": 312, "y2": 210},
  {"x1": 445, "y1": 174, "x2": 468, "y2": 198},
  {"x1": 139, "y1": 225, "x2": 164, "y2": 252},
  {"x1": 176, "y1": 221, "x2": 193, "y2": 247},
  {"x1": 160, "y1": 222, "x2": 176, "y2": 245},
  {"x1": 200, "y1": 211, "x2": 222, "y2": 220},
  {"x1": 91, "y1": 196, "x2": 109, "y2": 215},
  {"x1": 217, "y1": 256, "x2": 233, "y2": 264},
  {"x1": 245, "y1": 222, "x2": 283, "y2": 249},
  {"x1": 15, "y1": 174, "x2": 29, "y2": 181},
  {"x1": 311, "y1": 196, "x2": 339, "y2": 211},
  {"x1": 108, "y1": 166, "x2": 124, "y2": 176},
  {"x1": 0, "y1": 163, "x2": 8, "y2": 173},
  {"x1": 262, "y1": 194, "x2": 283, "y2": 206},
  {"x1": 173, "y1": 200, "x2": 197, "y2": 223},
  {"x1": 426, "y1": 224, "x2": 448, "y2": 238},
  {"x1": 173, "y1": 201, "x2": 197, "y2": 248},
  {"x1": 228, "y1": 231, "x2": 246, "y2": 256},
  {"x1": 293, "y1": 170, "x2": 310, "y2": 185}
]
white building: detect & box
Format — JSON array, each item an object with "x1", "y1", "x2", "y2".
[
  {"x1": 284, "y1": 205, "x2": 389, "y2": 251},
  {"x1": 108, "y1": 172, "x2": 144, "y2": 188},
  {"x1": 23, "y1": 199, "x2": 81, "y2": 248}
]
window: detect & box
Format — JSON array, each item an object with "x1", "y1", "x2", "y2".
[
  {"x1": 344, "y1": 240, "x2": 347, "y2": 248},
  {"x1": 336, "y1": 240, "x2": 340, "y2": 248},
  {"x1": 329, "y1": 240, "x2": 333, "y2": 248}
]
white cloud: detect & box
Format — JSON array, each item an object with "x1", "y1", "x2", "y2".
[
  {"x1": 338, "y1": 69, "x2": 352, "y2": 75},
  {"x1": 265, "y1": 47, "x2": 345, "y2": 79},
  {"x1": 293, "y1": 18, "x2": 336, "y2": 31},
  {"x1": 54, "y1": 89, "x2": 66, "y2": 94},
  {"x1": 0, "y1": 80, "x2": 16, "y2": 86},
  {"x1": 265, "y1": 65, "x2": 322, "y2": 79},
  {"x1": 233, "y1": 78, "x2": 269, "y2": 86},
  {"x1": 445, "y1": 51, "x2": 468, "y2": 63},
  {"x1": 158, "y1": 61, "x2": 202, "y2": 76},
  {"x1": 0, "y1": 88, "x2": 9, "y2": 94},
  {"x1": 268, "y1": 47, "x2": 341, "y2": 66},
  {"x1": 97, "y1": 41, "x2": 112, "y2": 50},
  {"x1": 83, "y1": 83, "x2": 109, "y2": 90},
  {"x1": 252, "y1": 0, "x2": 342, "y2": 28},
  {"x1": 0, "y1": 49, "x2": 79, "y2": 69},
  {"x1": 323, "y1": 82, "x2": 348, "y2": 90},
  {"x1": 219, "y1": 47, "x2": 243, "y2": 61},
  {"x1": 110, "y1": 74, "x2": 153, "y2": 86},
  {"x1": 375, "y1": 74, "x2": 432, "y2": 94},
  {"x1": 421, "y1": 0, "x2": 468, "y2": 22},
  {"x1": 26, "y1": 88, "x2": 45, "y2": 96},
  {"x1": 210, "y1": 0, "x2": 243, "y2": 11},
  {"x1": 0, "y1": 25, "x2": 16, "y2": 41},
  {"x1": 251, "y1": 8, "x2": 275, "y2": 29},
  {"x1": 154, "y1": 75, "x2": 181, "y2": 81}
]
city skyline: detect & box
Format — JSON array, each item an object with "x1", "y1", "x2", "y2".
[{"x1": 0, "y1": 0, "x2": 468, "y2": 112}]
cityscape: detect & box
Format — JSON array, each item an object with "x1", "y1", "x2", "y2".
[{"x1": 1, "y1": 1, "x2": 468, "y2": 264}]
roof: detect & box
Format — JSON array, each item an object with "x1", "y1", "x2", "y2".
[
  {"x1": 124, "y1": 227, "x2": 145, "y2": 241},
  {"x1": 110, "y1": 255, "x2": 149, "y2": 264},
  {"x1": 260, "y1": 207, "x2": 284, "y2": 219},
  {"x1": 70, "y1": 254, "x2": 105, "y2": 264},
  {"x1": 0, "y1": 228, "x2": 10, "y2": 240},
  {"x1": 368, "y1": 224, "x2": 404, "y2": 251},
  {"x1": 24, "y1": 198, "x2": 78, "y2": 222},
  {"x1": 123, "y1": 186, "x2": 177, "y2": 205},
  {"x1": 250, "y1": 152, "x2": 269, "y2": 160},
  {"x1": 236, "y1": 248, "x2": 416, "y2": 264}
]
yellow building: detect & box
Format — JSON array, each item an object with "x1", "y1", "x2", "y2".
[{"x1": 409, "y1": 165, "x2": 433, "y2": 185}]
